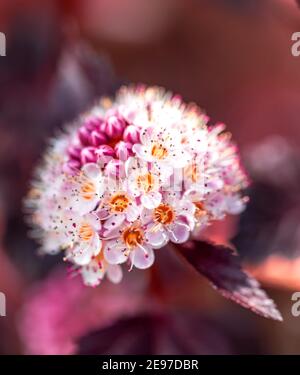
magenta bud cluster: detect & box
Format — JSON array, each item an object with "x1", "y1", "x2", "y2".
[{"x1": 65, "y1": 112, "x2": 141, "y2": 174}]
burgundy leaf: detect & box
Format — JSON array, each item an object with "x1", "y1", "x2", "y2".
[
  {"x1": 78, "y1": 312, "x2": 233, "y2": 355},
  {"x1": 174, "y1": 241, "x2": 283, "y2": 321}
]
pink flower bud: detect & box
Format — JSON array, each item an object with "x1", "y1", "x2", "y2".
[
  {"x1": 114, "y1": 141, "x2": 132, "y2": 161},
  {"x1": 123, "y1": 125, "x2": 140, "y2": 144},
  {"x1": 95, "y1": 145, "x2": 115, "y2": 167},
  {"x1": 84, "y1": 117, "x2": 103, "y2": 131},
  {"x1": 67, "y1": 145, "x2": 82, "y2": 161},
  {"x1": 102, "y1": 115, "x2": 125, "y2": 139},
  {"x1": 80, "y1": 147, "x2": 98, "y2": 164},
  {"x1": 171, "y1": 94, "x2": 182, "y2": 104},
  {"x1": 89, "y1": 130, "x2": 107, "y2": 147},
  {"x1": 63, "y1": 159, "x2": 81, "y2": 175},
  {"x1": 96, "y1": 145, "x2": 115, "y2": 157},
  {"x1": 78, "y1": 126, "x2": 91, "y2": 146}
]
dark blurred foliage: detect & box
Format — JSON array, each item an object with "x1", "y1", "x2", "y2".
[
  {"x1": 235, "y1": 137, "x2": 300, "y2": 263},
  {"x1": 0, "y1": 15, "x2": 119, "y2": 281},
  {"x1": 78, "y1": 312, "x2": 234, "y2": 355}
]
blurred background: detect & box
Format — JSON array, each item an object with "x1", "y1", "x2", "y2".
[{"x1": 0, "y1": 0, "x2": 300, "y2": 354}]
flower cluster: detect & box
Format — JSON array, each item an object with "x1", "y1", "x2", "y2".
[{"x1": 25, "y1": 85, "x2": 249, "y2": 287}]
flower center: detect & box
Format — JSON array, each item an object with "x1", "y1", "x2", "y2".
[
  {"x1": 93, "y1": 249, "x2": 106, "y2": 270},
  {"x1": 78, "y1": 223, "x2": 94, "y2": 241},
  {"x1": 81, "y1": 181, "x2": 96, "y2": 200},
  {"x1": 186, "y1": 163, "x2": 199, "y2": 183},
  {"x1": 109, "y1": 193, "x2": 131, "y2": 213},
  {"x1": 194, "y1": 201, "x2": 206, "y2": 219},
  {"x1": 122, "y1": 225, "x2": 144, "y2": 248},
  {"x1": 151, "y1": 144, "x2": 169, "y2": 160},
  {"x1": 108, "y1": 136, "x2": 123, "y2": 149},
  {"x1": 154, "y1": 204, "x2": 175, "y2": 225},
  {"x1": 136, "y1": 173, "x2": 155, "y2": 193}
]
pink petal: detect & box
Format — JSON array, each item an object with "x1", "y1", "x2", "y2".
[
  {"x1": 167, "y1": 221, "x2": 190, "y2": 244},
  {"x1": 82, "y1": 163, "x2": 101, "y2": 179},
  {"x1": 106, "y1": 265, "x2": 123, "y2": 284},
  {"x1": 132, "y1": 144, "x2": 151, "y2": 161},
  {"x1": 104, "y1": 243, "x2": 127, "y2": 264},
  {"x1": 141, "y1": 191, "x2": 161, "y2": 209},
  {"x1": 131, "y1": 245, "x2": 154, "y2": 269},
  {"x1": 145, "y1": 226, "x2": 168, "y2": 248}
]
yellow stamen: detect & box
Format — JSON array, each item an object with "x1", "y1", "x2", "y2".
[
  {"x1": 109, "y1": 193, "x2": 131, "y2": 213},
  {"x1": 151, "y1": 144, "x2": 169, "y2": 160},
  {"x1": 154, "y1": 204, "x2": 175, "y2": 225},
  {"x1": 79, "y1": 223, "x2": 93, "y2": 241},
  {"x1": 185, "y1": 163, "x2": 200, "y2": 183},
  {"x1": 136, "y1": 173, "x2": 155, "y2": 193},
  {"x1": 81, "y1": 181, "x2": 96, "y2": 200},
  {"x1": 194, "y1": 201, "x2": 206, "y2": 220},
  {"x1": 122, "y1": 225, "x2": 144, "y2": 249},
  {"x1": 93, "y1": 249, "x2": 106, "y2": 270}
]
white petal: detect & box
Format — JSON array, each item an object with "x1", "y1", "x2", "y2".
[
  {"x1": 82, "y1": 163, "x2": 101, "y2": 179},
  {"x1": 97, "y1": 207, "x2": 110, "y2": 220},
  {"x1": 132, "y1": 144, "x2": 152, "y2": 161},
  {"x1": 81, "y1": 261, "x2": 104, "y2": 287},
  {"x1": 179, "y1": 199, "x2": 196, "y2": 216},
  {"x1": 141, "y1": 191, "x2": 161, "y2": 209},
  {"x1": 124, "y1": 157, "x2": 135, "y2": 177},
  {"x1": 71, "y1": 233, "x2": 101, "y2": 264},
  {"x1": 85, "y1": 212, "x2": 101, "y2": 231},
  {"x1": 226, "y1": 195, "x2": 246, "y2": 215},
  {"x1": 156, "y1": 163, "x2": 173, "y2": 181},
  {"x1": 71, "y1": 244, "x2": 95, "y2": 266},
  {"x1": 184, "y1": 213, "x2": 196, "y2": 231},
  {"x1": 146, "y1": 226, "x2": 168, "y2": 248},
  {"x1": 72, "y1": 197, "x2": 99, "y2": 216},
  {"x1": 104, "y1": 214, "x2": 125, "y2": 230},
  {"x1": 140, "y1": 208, "x2": 153, "y2": 225},
  {"x1": 126, "y1": 204, "x2": 140, "y2": 222},
  {"x1": 131, "y1": 245, "x2": 154, "y2": 269},
  {"x1": 42, "y1": 231, "x2": 67, "y2": 254},
  {"x1": 125, "y1": 156, "x2": 148, "y2": 178},
  {"x1": 106, "y1": 264, "x2": 123, "y2": 284},
  {"x1": 169, "y1": 149, "x2": 191, "y2": 168},
  {"x1": 104, "y1": 242, "x2": 128, "y2": 264},
  {"x1": 167, "y1": 221, "x2": 190, "y2": 244},
  {"x1": 140, "y1": 125, "x2": 154, "y2": 145}
]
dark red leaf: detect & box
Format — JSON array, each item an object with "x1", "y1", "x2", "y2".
[
  {"x1": 174, "y1": 241, "x2": 283, "y2": 321},
  {"x1": 78, "y1": 312, "x2": 233, "y2": 354}
]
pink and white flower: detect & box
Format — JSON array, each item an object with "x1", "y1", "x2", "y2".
[
  {"x1": 97, "y1": 178, "x2": 141, "y2": 236},
  {"x1": 125, "y1": 157, "x2": 163, "y2": 209},
  {"x1": 104, "y1": 222, "x2": 155, "y2": 270},
  {"x1": 80, "y1": 255, "x2": 123, "y2": 287},
  {"x1": 25, "y1": 85, "x2": 249, "y2": 287},
  {"x1": 132, "y1": 125, "x2": 191, "y2": 172},
  {"x1": 142, "y1": 192, "x2": 196, "y2": 247},
  {"x1": 68, "y1": 163, "x2": 105, "y2": 215},
  {"x1": 65, "y1": 212, "x2": 102, "y2": 266}
]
